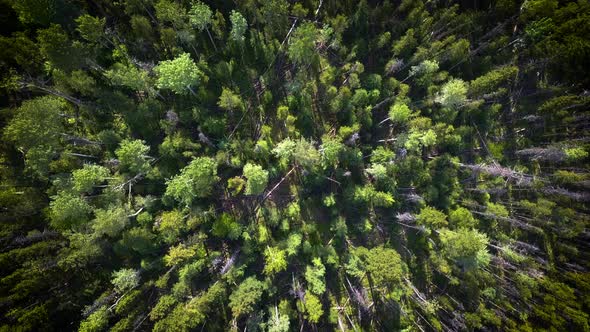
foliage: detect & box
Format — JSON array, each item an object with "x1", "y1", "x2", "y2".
[
  {"x1": 229, "y1": 10, "x2": 247, "y2": 42},
  {"x1": 49, "y1": 192, "x2": 92, "y2": 230},
  {"x1": 436, "y1": 79, "x2": 468, "y2": 109},
  {"x1": 288, "y1": 23, "x2": 318, "y2": 66},
  {"x1": 3, "y1": 96, "x2": 66, "y2": 178},
  {"x1": 212, "y1": 213, "x2": 242, "y2": 240},
  {"x1": 154, "y1": 53, "x2": 204, "y2": 95},
  {"x1": 365, "y1": 247, "x2": 405, "y2": 290},
  {"x1": 75, "y1": 14, "x2": 105, "y2": 43},
  {"x1": 164, "y1": 244, "x2": 196, "y2": 267},
  {"x1": 303, "y1": 293, "x2": 323, "y2": 323},
  {"x1": 449, "y1": 207, "x2": 477, "y2": 229},
  {"x1": 165, "y1": 157, "x2": 218, "y2": 206},
  {"x1": 439, "y1": 228, "x2": 491, "y2": 271},
  {"x1": 1, "y1": 1, "x2": 589, "y2": 331},
  {"x1": 92, "y1": 206, "x2": 128, "y2": 237},
  {"x1": 78, "y1": 306, "x2": 109, "y2": 332},
  {"x1": 229, "y1": 277, "x2": 265, "y2": 318},
  {"x1": 305, "y1": 258, "x2": 326, "y2": 295},
  {"x1": 416, "y1": 206, "x2": 448, "y2": 230},
  {"x1": 188, "y1": 1, "x2": 212, "y2": 31},
  {"x1": 105, "y1": 63, "x2": 150, "y2": 92},
  {"x1": 243, "y1": 163, "x2": 269, "y2": 195},
  {"x1": 389, "y1": 102, "x2": 413, "y2": 124},
  {"x1": 264, "y1": 246, "x2": 287, "y2": 275},
  {"x1": 116, "y1": 139, "x2": 151, "y2": 174},
  {"x1": 111, "y1": 268, "x2": 140, "y2": 293},
  {"x1": 72, "y1": 164, "x2": 110, "y2": 193}
]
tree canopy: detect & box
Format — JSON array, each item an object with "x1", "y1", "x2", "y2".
[{"x1": 0, "y1": 1, "x2": 589, "y2": 331}]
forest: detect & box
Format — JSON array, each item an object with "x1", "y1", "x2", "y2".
[{"x1": 0, "y1": 0, "x2": 589, "y2": 331}]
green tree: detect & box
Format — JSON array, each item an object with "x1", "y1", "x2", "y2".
[
  {"x1": 78, "y1": 306, "x2": 109, "y2": 332},
  {"x1": 469, "y1": 66, "x2": 518, "y2": 97},
  {"x1": 439, "y1": 228, "x2": 491, "y2": 271},
  {"x1": 288, "y1": 22, "x2": 318, "y2": 66},
  {"x1": 10, "y1": 0, "x2": 55, "y2": 25},
  {"x1": 389, "y1": 102, "x2": 413, "y2": 125},
  {"x1": 165, "y1": 157, "x2": 218, "y2": 206},
  {"x1": 320, "y1": 136, "x2": 344, "y2": 167},
  {"x1": 303, "y1": 293, "x2": 323, "y2": 323},
  {"x1": 75, "y1": 14, "x2": 106, "y2": 43},
  {"x1": 229, "y1": 277, "x2": 265, "y2": 318},
  {"x1": 188, "y1": 1, "x2": 212, "y2": 31},
  {"x1": 105, "y1": 63, "x2": 151, "y2": 92},
  {"x1": 72, "y1": 164, "x2": 110, "y2": 193},
  {"x1": 38, "y1": 24, "x2": 84, "y2": 71},
  {"x1": 157, "y1": 210, "x2": 187, "y2": 243},
  {"x1": 449, "y1": 207, "x2": 477, "y2": 229},
  {"x1": 92, "y1": 206, "x2": 129, "y2": 237},
  {"x1": 264, "y1": 246, "x2": 288, "y2": 275},
  {"x1": 111, "y1": 268, "x2": 140, "y2": 293},
  {"x1": 4, "y1": 96, "x2": 67, "y2": 179},
  {"x1": 164, "y1": 244, "x2": 197, "y2": 267},
  {"x1": 211, "y1": 213, "x2": 242, "y2": 240},
  {"x1": 436, "y1": 79, "x2": 467, "y2": 109},
  {"x1": 243, "y1": 163, "x2": 269, "y2": 195},
  {"x1": 416, "y1": 206, "x2": 448, "y2": 231},
  {"x1": 410, "y1": 60, "x2": 439, "y2": 87},
  {"x1": 115, "y1": 139, "x2": 151, "y2": 174},
  {"x1": 365, "y1": 247, "x2": 405, "y2": 292},
  {"x1": 305, "y1": 258, "x2": 326, "y2": 295},
  {"x1": 154, "y1": 53, "x2": 204, "y2": 95},
  {"x1": 49, "y1": 192, "x2": 92, "y2": 230},
  {"x1": 217, "y1": 87, "x2": 244, "y2": 111},
  {"x1": 229, "y1": 10, "x2": 247, "y2": 42}
]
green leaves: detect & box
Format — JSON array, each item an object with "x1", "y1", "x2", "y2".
[
  {"x1": 3, "y1": 96, "x2": 68, "y2": 179},
  {"x1": 366, "y1": 247, "x2": 405, "y2": 286},
  {"x1": 229, "y1": 277, "x2": 265, "y2": 318},
  {"x1": 154, "y1": 53, "x2": 204, "y2": 95},
  {"x1": 164, "y1": 244, "x2": 197, "y2": 267},
  {"x1": 111, "y1": 268, "x2": 140, "y2": 293},
  {"x1": 303, "y1": 293, "x2": 323, "y2": 323},
  {"x1": 165, "y1": 157, "x2": 218, "y2": 206},
  {"x1": 263, "y1": 246, "x2": 288, "y2": 275},
  {"x1": 105, "y1": 63, "x2": 151, "y2": 92},
  {"x1": 351, "y1": 185, "x2": 395, "y2": 208},
  {"x1": 75, "y1": 14, "x2": 105, "y2": 43},
  {"x1": 229, "y1": 10, "x2": 247, "y2": 42},
  {"x1": 438, "y1": 228, "x2": 490, "y2": 271},
  {"x1": 272, "y1": 138, "x2": 320, "y2": 169},
  {"x1": 404, "y1": 128, "x2": 437, "y2": 153},
  {"x1": 305, "y1": 258, "x2": 326, "y2": 295},
  {"x1": 116, "y1": 139, "x2": 151, "y2": 174},
  {"x1": 188, "y1": 1, "x2": 212, "y2": 31},
  {"x1": 49, "y1": 192, "x2": 92, "y2": 230},
  {"x1": 92, "y1": 206, "x2": 128, "y2": 238},
  {"x1": 416, "y1": 206, "x2": 448, "y2": 230},
  {"x1": 449, "y1": 207, "x2": 477, "y2": 229},
  {"x1": 4, "y1": 96, "x2": 65, "y2": 146},
  {"x1": 2, "y1": 2, "x2": 590, "y2": 331},
  {"x1": 72, "y1": 164, "x2": 109, "y2": 193},
  {"x1": 436, "y1": 79, "x2": 467, "y2": 110},
  {"x1": 217, "y1": 87, "x2": 244, "y2": 111},
  {"x1": 288, "y1": 22, "x2": 319, "y2": 66},
  {"x1": 469, "y1": 66, "x2": 518, "y2": 97},
  {"x1": 320, "y1": 135, "x2": 344, "y2": 167},
  {"x1": 388, "y1": 102, "x2": 413, "y2": 125},
  {"x1": 78, "y1": 306, "x2": 109, "y2": 332},
  {"x1": 212, "y1": 213, "x2": 242, "y2": 240},
  {"x1": 243, "y1": 163, "x2": 269, "y2": 195}
]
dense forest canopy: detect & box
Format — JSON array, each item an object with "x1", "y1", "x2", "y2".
[{"x1": 0, "y1": 0, "x2": 589, "y2": 331}]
